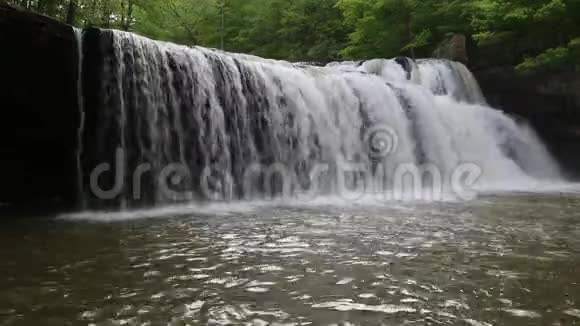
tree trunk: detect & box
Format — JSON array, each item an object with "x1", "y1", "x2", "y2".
[
  {"x1": 123, "y1": 0, "x2": 133, "y2": 31},
  {"x1": 36, "y1": 0, "x2": 44, "y2": 12},
  {"x1": 406, "y1": 11, "x2": 415, "y2": 58},
  {"x1": 101, "y1": 0, "x2": 111, "y2": 28},
  {"x1": 44, "y1": 0, "x2": 57, "y2": 16},
  {"x1": 65, "y1": 0, "x2": 76, "y2": 25},
  {"x1": 120, "y1": 0, "x2": 125, "y2": 29}
]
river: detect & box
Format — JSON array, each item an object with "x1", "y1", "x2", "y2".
[{"x1": 1, "y1": 193, "x2": 580, "y2": 325}]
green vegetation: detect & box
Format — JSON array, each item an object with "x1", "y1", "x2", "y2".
[{"x1": 4, "y1": 0, "x2": 580, "y2": 72}]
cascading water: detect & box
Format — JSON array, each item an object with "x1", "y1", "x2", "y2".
[
  {"x1": 74, "y1": 27, "x2": 86, "y2": 209},
  {"x1": 416, "y1": 59, "x2": 487, "y2": 104},
  {"x1": 79, "y1": 30, "x2": 563, "y2": 208}
]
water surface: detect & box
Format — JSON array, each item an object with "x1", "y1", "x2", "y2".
[{"x1": 1, "y1": 194, "x2": 580, "y2": 325}]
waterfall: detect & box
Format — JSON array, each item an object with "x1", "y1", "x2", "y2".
[
  {"x1": 81, "y1": 30, "x2": 563, "y2": 207},
  {"x1": 415, "y1": 59, "x2": 487, "y2": 104},
  {"x1": 74, "y1": 27, "x2": 86, "y2": 209}
]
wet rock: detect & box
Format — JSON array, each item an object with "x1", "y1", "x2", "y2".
[{"x1": 394, "y1": 57, "x2": 413, "y2": 80}]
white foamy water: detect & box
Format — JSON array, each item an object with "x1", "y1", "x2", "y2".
[{"x1": 75, "y1": 30, "x2": 570, "y2": 209}]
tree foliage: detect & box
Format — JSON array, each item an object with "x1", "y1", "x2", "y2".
[
  {"x1": 5, "y1": 0, "x2": 579, "y2": 71},
  {"x1": 471, "y1": 0, "x2": 580, "y2": 71}
]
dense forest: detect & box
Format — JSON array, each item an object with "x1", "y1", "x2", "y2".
[{"x1": 4, "y1": 0, "x2": 580, "y2": 72}]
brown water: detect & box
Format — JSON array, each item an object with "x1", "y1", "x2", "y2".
[{"x1": 1, "y1": 194, "x2": 580, "y2": 325}]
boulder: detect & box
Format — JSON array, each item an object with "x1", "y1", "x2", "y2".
[{"x1": 433, "y1": 33, "x2": 468, "y2": 64}]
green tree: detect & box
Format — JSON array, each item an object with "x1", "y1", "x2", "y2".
[
  {"x1": 336, "y1": 0, "x2": 472, "y2": 60},
  {"x1": 5, "y1": 0, "x2": 579, "y2": 70},
  {"x1": 471, "y1": 0, "x2": 580, "y2": 71}
]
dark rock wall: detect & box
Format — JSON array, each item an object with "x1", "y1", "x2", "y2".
[
  {"x1": 81, "y1": 29, "x2": 126, "y2": 209},
  {"x1": 0, "y1": 3, "x2": 79, "y2": 212}
]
